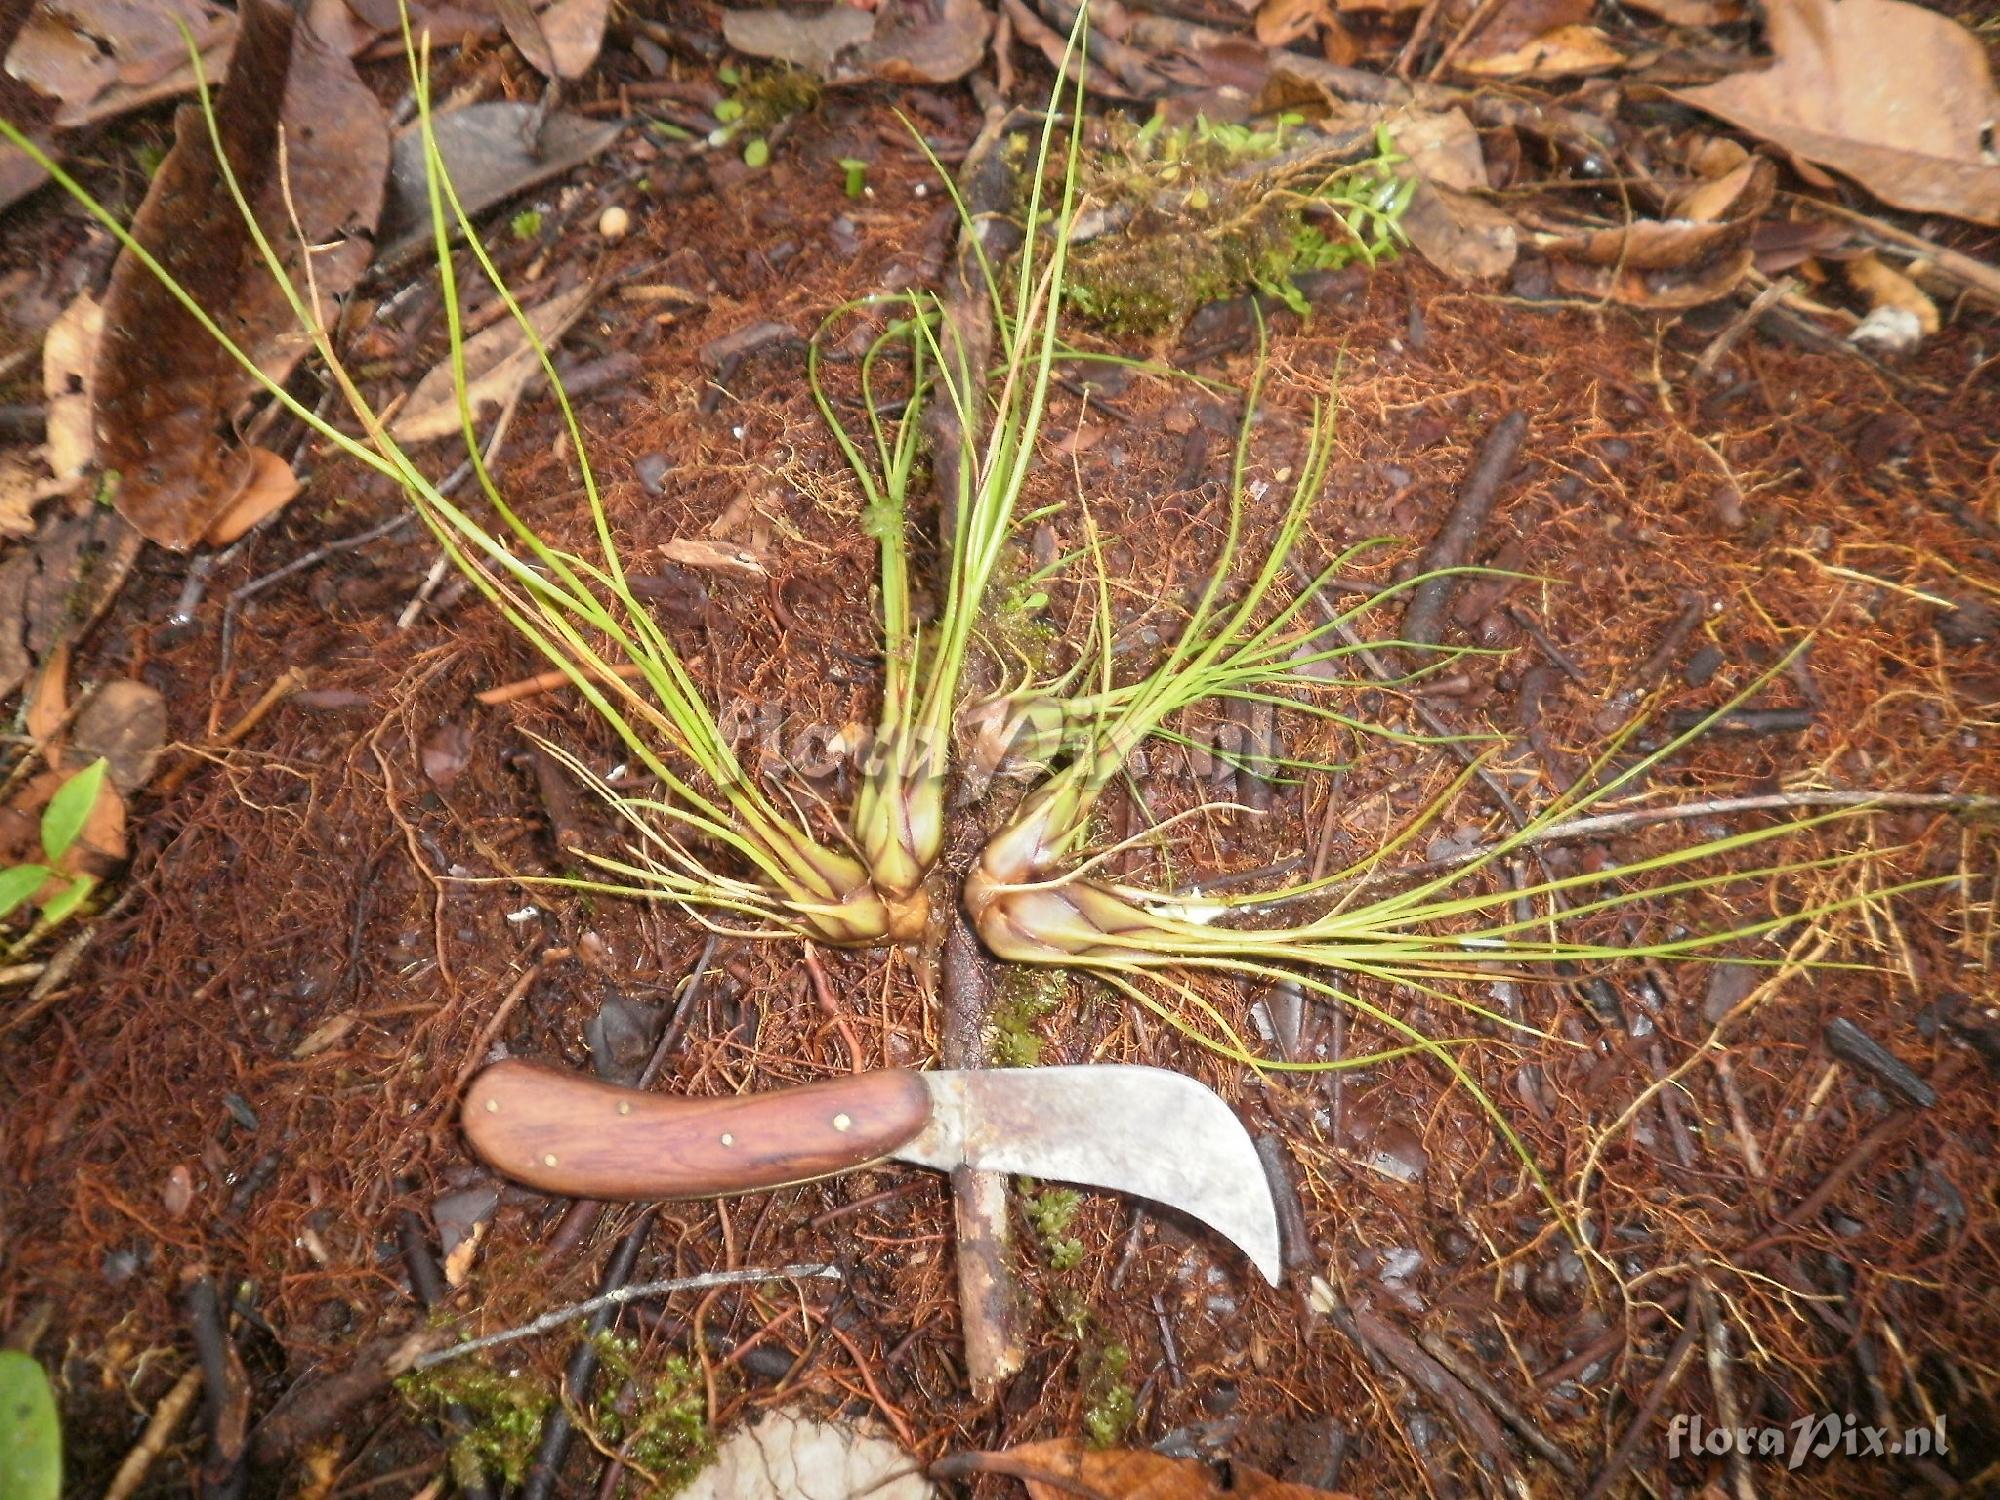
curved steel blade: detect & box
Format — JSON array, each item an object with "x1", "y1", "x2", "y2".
[{"x1": 901, "y1": 1066, "x2": 1282, "y2": 1284}]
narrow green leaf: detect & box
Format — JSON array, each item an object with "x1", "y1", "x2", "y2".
[
  {"x1": 0, "y1": 864, "x2": 52, "y2": 922},
  {"x1": 743, "y1": 137, "x2": 770, "y2": 169},
  {"x1": 37, "y1": 875, "x2": 96, "y2": 932},
  {"x1": 0, "y1": 1351, "x2": 61, "y2": 1500},
  {"x1": 40, "y1": 759, "x2": 109, "y2": 862}
]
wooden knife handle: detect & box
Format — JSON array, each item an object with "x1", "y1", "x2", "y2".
[{"x1": 462, "y1": 1060, "x2": 934, "y2": 1200}]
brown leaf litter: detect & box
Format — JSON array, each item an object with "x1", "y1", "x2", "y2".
[
  {"x1": 92, "y1": 0, "x2": 385, "y2": 549},
  {"x1": 1674, "y1": 0, "x2": 2000, "y2": 227}
]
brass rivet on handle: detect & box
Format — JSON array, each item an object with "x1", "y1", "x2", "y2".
[
  {"x1": 618, "y1": 1102, "x2": 632, "y2": 1115},
  {"x1": 832, "y1": 1113, "x2": 853, "y2": 1132},
  {"x1": 483, "y1": 1098, "x2": 499, "y2": 1112},
  {"x1": 720, "y1": 1132, "x2": 735, "y2": 1146},
  {"x1": 543, "y1": 1154, "x2": 559, "y2": 1167}
]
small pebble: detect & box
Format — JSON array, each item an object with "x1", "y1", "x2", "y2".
[
  {"x1": 635, "y1": 453, "x2": 670, "y2": 495},
  {"x1": 598, "y1": 205, "x2": 631, "y2": 242}
]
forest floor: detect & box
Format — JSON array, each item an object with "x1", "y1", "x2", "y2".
[{"x1": 2, "y1": 1, "x2": 1998, "y2": 1495}]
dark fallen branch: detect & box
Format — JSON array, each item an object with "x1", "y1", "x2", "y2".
[
  {"x1": 1400, "y1": 409, "x2": 1529, "y2": 653},
  {"x1": 183, "y1": 1270, "x2": 250, "y2": 1500}
]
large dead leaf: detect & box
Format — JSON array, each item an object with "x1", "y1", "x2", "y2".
[
  {"x1": 497, "y1": 0, "x2": 610, "y2": 79},
  {"x1": 1674, "y1": 0, "x2": 2000, "y2": 226},
  {"x1": 1455, "y1": 0, "x2": 1591, "y2": 61},
  {"x1": 726, "y1": 0, "x2": 992, "y2": 84},
  {"x1": 7, "y1": 0, "x2": 235, "y2": 127},
  {"x1": 69, "y1": 679, "x2": 168, "y2": 794},
  {"x1": 1402, "y1": 180, "x2": 1518, "y2": 281},
  {"x1": 92, "y1": 0, "x2": 386, "y2": 549},
  {"x1": 391, "y1": 282, "x2": 596, "y2": 444},
  {"x1": 1540, "y1": 159, "x2": 1768, "y2": 306},
  {"x1": 993, "y1": 1440, "x2": 1357, "y2": 1500},
  {"x1": 0, "y1": 507, "x2": 142, "y2": 704},
  {"x1": 723, "y1": 5, "x2": 875, "y2": 73},
  {"x1": 377, "y1": 105, "x2": 620, "y2": 264},
  {"x1": 856, "y1": 0, "x2": 994, "y2": 82},
  {"x1": 679, "y1": 1410, "x2": 934, "y2": 1500},
  {"x1": 1387, "y1": 108, "x2": 1487, "y2": 193},
  {"x1": 1455, "y1": 22, "x2": 1623, "y2": 78}
]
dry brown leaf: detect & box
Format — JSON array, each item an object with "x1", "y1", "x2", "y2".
[
  {"x1": 93, "y1": 0, "x2": 385, "y2": 548},
  {"x1": 391, "y1": 282, "x2": 596, "y2": 444},
  {"x1": 1388, "y1": 108, "x2": 1487, "y2": 193},
  {"x1": 70, "y1": 679, "x2": 168, "y2": 794},
  {"x1": 0, "y1": 507, "x2": 141, "y2": 704},
  {"x1": 1671, "y1": 155, "x2": 1774, "y2": 223},
  {"x1": 41, "y1": 291, "x2": 101, "y2": 491},
  {"x1": 1457, "y1": 0, "x2": 1590, "y2": 59},
  {"x1": 999, "y1": 1440, "x2": 1357, "y2": 1500},
  {"x1": 1256, "y1": 0, "x2": 1330, "y2": 49},
  {"x1": 1319, "y1": 15, "x2": 1360, "y2": 65},
  {"x1": 441, "y1": 1219, "x2": 485, "y2": 1287},
  {"x1": 855, "y1": 0, "x2": 994, "y2": 85},
  {"x1": 23, "y1": 642, "x2": 69, "y2": 746},
  {"x1": 1674, "y1": 0, "x2": 2000, "y2": 226},
  {"x1": 0, "y1": 456, "x2": 39, "y2": 540},
  {"x1": 498, "y1": 0, "x2": 609, "y2": 78},
  {"x1": 535, "y1": 0, "x2": 610, "y2": 76},
  {"x1": 1456, "y1": 23, "x2": 1623, "y2": 78},
  {"x1": 1551, "y1": 246, "x2": 1755, "y2": 305},
  {"x1": 659, "y1": 538, "x2": 767, "y2": 577},
  {"x1": 722, "y1": 5, "x2": 874, "y2": 73},
  {"x1": 1401, "y1": 180, "x2": 1518, "y2": 281},
  {"x1": 202, "y1": 447, "x2": 301, "y2": 546},
  {"x1": 1846, "y1": 251, "x2": 1939, "y2": 335},
  {"x1": 9, "y1": 0, "x2": 234, "y2": 124},
  {"x1": 1622, "y1": 0, "x2": 1743, "y2": 23},
  {"x1": 1545, "y1": 213, "x2": 1753, "y2": 270}
]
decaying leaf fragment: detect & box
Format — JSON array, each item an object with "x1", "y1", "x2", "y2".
[
  {"x1": 1401, "y1": 180, "x2": 1518, "y2": 281},
  {"x1": 1539, "y1": 156, "x2": 1773, "y2": 306},
  {"x1": 390, "y1": 281, "x2": 596, "y2": 444},
  {"x1": 92, "y1": 0, "x2": 386, "y2": 549},
  {"x1": 1674, "y1": 0, "x2": 2000, "y2": 226},
  {"x1": 1454, "y1": 22, "x2": 1623, "y2": 78},
  {"x1": 497, "y1": 0, "x2": 611, "y2": 79}
]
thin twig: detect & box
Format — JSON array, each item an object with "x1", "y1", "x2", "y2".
[
  {"x1": 412, "y1": 1265, "x2": 841, "y2": 1371},
  {"x1": 103, "y1": 1367, "x2": 204, "y2": 1500}
]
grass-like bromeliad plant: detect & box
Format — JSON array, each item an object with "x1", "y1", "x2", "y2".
[{"x1": 2, "y1": 6, "x2": 1950, "y2": 1240}]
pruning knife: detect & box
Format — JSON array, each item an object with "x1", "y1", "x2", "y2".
[{"x1": 463, "y1": 1059, "x2": 1283, "y2": 1284}]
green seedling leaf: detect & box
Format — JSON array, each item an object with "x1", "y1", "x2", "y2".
[
  {"x1": 0, "y1": 1351, "x2": 60, "y2": 1500},
  {"x1": 713, "y1": 97, "x2": 744, "y2": 124},
  {"x1": 510, "y1": 208, "x2": 543, "y2": 239},
  {"x1": 0, "y1": 864, "x2": 53, "y2": 922},
  {"x1": 837, "y1": 156, "x2": 867, "y2": 197},
  {"x1": 41, "y1": 758, "x2": 109, "y2": 862},
  {"x1": 742, "y1": 136, "x2": 770, "y2": 168},
  {"x1": 37, "y1": 874, "x2": 96, "y2": 931}
]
